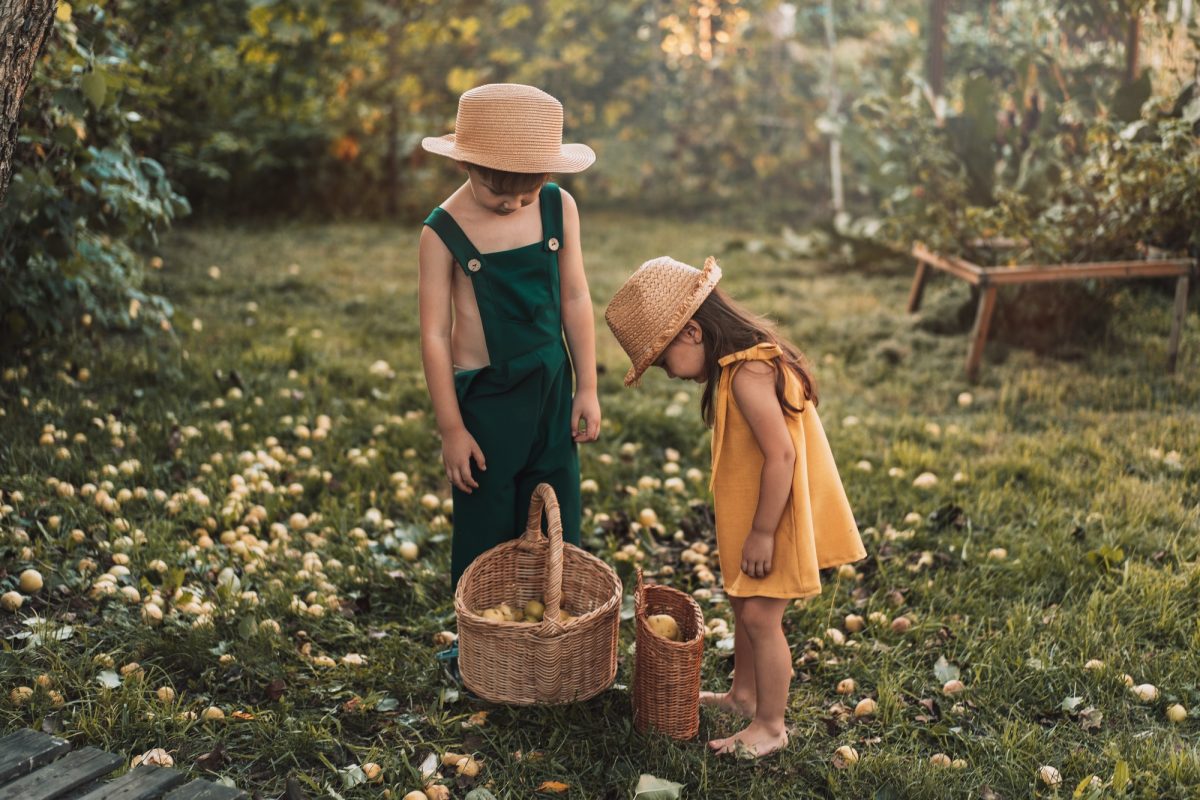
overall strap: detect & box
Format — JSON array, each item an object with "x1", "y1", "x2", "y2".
[
  {"x1": 539, "y1": 182, "x2": 564, "y2": 254},
  {"x1": 424, "y1": 207, "x2": 483, "y2": 277}
]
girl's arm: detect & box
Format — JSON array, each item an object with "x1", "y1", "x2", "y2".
[
  {"x1": 557, "y1": 188, "x2": 601, "y2": 442},
  {"x1": 418, "y1": 227, "x2": 486, "y2": 493},
  {"x1": 731, "y1": 361, "x2": 797, "y2": 578}
]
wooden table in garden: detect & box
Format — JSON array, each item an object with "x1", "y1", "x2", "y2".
[
  {"x1": 907, "y1": 242, "x2": 1196, "y2": 380},
  {"x1": 0, "y1": 729, "x2": 245, "y2": 800}
]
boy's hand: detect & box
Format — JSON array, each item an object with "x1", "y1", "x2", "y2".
[
  {"x1": 741, "y1": 530, "x2": 775, "y2": 579},
  {"x1": 571, "y1": 390, "x2": 601, "y2": 442},
  {"x1": 441, "y1": 426, "x2": 486, "y2": 493}
]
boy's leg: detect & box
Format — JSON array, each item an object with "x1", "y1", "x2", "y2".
[
  {"x1": 513, "y1": 358, "x2": 581, "y2": 546},
  {"x1": 450, "y1": 368, "x2": 538, "y2": 588}
]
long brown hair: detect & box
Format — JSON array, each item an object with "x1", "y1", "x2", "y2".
[{"x1": 693, "y1": 287, "x2": 818, "y2": 427}]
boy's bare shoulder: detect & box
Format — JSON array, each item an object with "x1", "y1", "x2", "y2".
[{"x1": 419, "y1": 225, "x2": 453, "y2": 265}]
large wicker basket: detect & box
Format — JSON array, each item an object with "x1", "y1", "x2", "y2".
[
  {"x1": 632, "y1": 568, "x2": 705, "y2": 739},
  {"x1": 455, "y1": 483, "x2": 621, "y2": 705}
]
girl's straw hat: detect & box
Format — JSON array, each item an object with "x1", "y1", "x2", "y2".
[
  {"x1": 605, "y1": 256, "x2": 722, "y2": 386},
  {"x1": 422, "y1": 84, "x2": 595, "y2": 173}
]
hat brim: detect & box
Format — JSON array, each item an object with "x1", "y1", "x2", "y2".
[
  {"x1": 421, "y1": 135, "x2": 596, "y2": 173},
  {"x1": 624, "y1": 257, "x2": 722, "y2": 387}
]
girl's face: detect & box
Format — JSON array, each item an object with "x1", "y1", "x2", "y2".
[
  {"x1": 464, "y1": 167, "x2": 540, "y2": 216},
  {"x1": 654, "y1": 320, "x2": 707, "y2": 382}
]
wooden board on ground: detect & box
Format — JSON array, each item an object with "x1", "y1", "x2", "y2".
[
  {"x1": 0, "y1": 730, "x2": 72, "y2": 785},
  {"x1": 0, "y1": 732, "x2": 245, "y2": 800}
]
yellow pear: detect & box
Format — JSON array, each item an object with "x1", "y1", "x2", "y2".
[
  {"x1": 524, "y1": 599, "x2": 545, "y2": 622},
  {"x1": 646, "y1": 614, "x2": 681, "y2": 642}
]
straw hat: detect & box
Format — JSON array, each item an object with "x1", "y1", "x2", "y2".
[
  {"x1": 422, "y1": 84, "x2": 595, "y2": 173},
  {"x1": 605, "y1": 256, "x2": 722, "y2": 386}
]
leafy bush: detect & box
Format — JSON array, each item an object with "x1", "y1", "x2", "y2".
[{"x1": 0, "y1": 2, "x2": 189, "y2": 351}]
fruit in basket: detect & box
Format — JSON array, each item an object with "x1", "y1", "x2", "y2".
[
  {"x1": 497, "y1": 602, "x2": 520, "y2": 622},
  {"x1": 480, "y1": 607, "x2": 506, "y2": 622},
  {"x1": 524, "y1": 599, "x2": 546, "y2": 622},
  {"x1": 646, "y1": 613, "x2": 681, "y2": 641}
]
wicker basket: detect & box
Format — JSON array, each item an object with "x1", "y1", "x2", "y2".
[
  {"x1": 632, "y1": 568, "x2": 705, "y2": 739},
  {"x1": 455, "y1": 483, "x2": 621, "y2": 705}
]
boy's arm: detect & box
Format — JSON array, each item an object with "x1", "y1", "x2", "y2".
[
  {"x1": 418, "y1": 227, "x2": 485, "y2": 492},
  {"x1": 557, "y1": 189, "x2": 601, "y2": 442}
]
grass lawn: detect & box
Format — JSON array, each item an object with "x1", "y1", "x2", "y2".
[{"x1": 2, "y1": 211, "x2": 1199, "y2": 799}]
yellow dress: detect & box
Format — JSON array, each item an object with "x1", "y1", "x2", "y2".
[{"x1": 710, "y1": 343, "x2": 866, "y2": 598}]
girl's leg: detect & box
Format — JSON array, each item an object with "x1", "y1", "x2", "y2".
[
  {"x1": 700, "y1": 597, "x2": 756, "y2": 717},
  {"x1": 709, "y1": 596, "x2": 791, "y2": 756}
]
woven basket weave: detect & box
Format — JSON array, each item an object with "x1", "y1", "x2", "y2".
[
  {"x1": 632, "y1": 568, "x2": 705, "y2": 739},
  {"x1": 455, "y1": 483, "x2": 621, "y2": 705}
]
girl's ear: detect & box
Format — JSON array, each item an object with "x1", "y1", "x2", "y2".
[{"x1": 682, "y1": 319, "x2": 703, "y2": 343}]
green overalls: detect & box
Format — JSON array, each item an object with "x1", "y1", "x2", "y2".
[{"x1": 423, "y1": 183, "x2": 582, "y2": 589}]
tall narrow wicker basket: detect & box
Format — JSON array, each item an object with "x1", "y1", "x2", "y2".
[
  {"x1": 632, "y1": 568, "x2": 705, "y2": 739},
  {"x1": 455, "y1": 483, "x2": 622, "y2": 705}
]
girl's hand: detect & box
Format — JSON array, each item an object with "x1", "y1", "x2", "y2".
[
  {"x1": 741, "y1": 529, "x2": 775, "y2": 579},
  {"x1": 441, "y1": 426, "x2": 486, "y2": 493},
  {"x1": 571, "y1": 389, "x2": 601, "y2": 442}
]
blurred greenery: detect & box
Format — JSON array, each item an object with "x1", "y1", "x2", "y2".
[{"x1": 1, "y1": 0, "x2": 1197, "y2": 352}]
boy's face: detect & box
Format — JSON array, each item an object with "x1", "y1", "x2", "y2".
[
  {"x1": 464, "y1": 167, "x2": 541, "y2": 216},
  {"x1": 653, "y1": 321, "x2": 707, "y2": 383}
]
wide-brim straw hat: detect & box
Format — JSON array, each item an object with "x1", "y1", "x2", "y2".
[
  {"x1": 422, "y1": 83, "x2": 596, "y2": 174},
  {"x1": 605, "y1": 256, "x2": 722, "y2": 386}
]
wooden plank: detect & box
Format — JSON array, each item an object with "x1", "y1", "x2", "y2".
[
  {"x1": 1167, "y1": 275, "x2": 1190, "y2": 374},
  {"x1": 965, "y1": 287, "x2": 998, "y2": 381},
  {"x1": 981, "y1": 260, "x2": 1192, "y2": 285},
  {"x1": 0, "y1": 730, "x2": 72, "y2": 785},
  {"x1": 0, "y1": 747, "x2": 122, "y2": 800},
  {"x1": 162, "y1": 781, "x2": 245, "y2": 800},
  {"x1": 907, "y1": 260, "x2": 930, "y2": 313},
  {"x1": 72, "y1": 766, "x2": 186, "y2": 800},
  {"x1": 912, "y1": 243, "x2": 983, "y2": 285}
]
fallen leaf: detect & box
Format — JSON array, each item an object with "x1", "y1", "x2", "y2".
[
  {"x1": 465, "y1": 710, "x2": 488, "y2": 727},
  {"x1": 265, "y1": 678, "x2": 287, "y2": 701},
  {"x1": 231, "y1": 710, "x2": 255, "y2": 720},
  {"x1": 536, "y1": 781, "x2": 570, "y2": 794},
  {"x1": 633, "y1": 774, "x2": 684, "y2": 799},
  {"x1": 933, "y1": 656, "x2": 960, "y2": 683},
  {"x1": 1077, "y1": 707, "x2": 1103, "y2": 731},
  {"x1": 194, "y1": 743, "x2": 226, "y2": 771},
  {"x1": 419, "y1": 752, "x2": 438, "y2": 780}
]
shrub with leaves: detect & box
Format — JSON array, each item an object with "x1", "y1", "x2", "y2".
[{"x1": 0, "y1": 2, "x2": 188, "y2": 352}]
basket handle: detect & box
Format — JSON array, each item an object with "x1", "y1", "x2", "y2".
[
  {"x1": 634, "y1": 566, "x2": 645, "y2": 619},
  {"x1": 520, "y1": 483, "x2": 564, "y2": 623}
]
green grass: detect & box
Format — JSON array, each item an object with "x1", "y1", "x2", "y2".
[{"x1": 2, "y1": 211, "x2": 1199, "y2": 799}]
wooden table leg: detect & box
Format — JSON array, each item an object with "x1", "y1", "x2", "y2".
[
  {"x1": 907, "y1": 260, "x2": 930, "y2": 313},
  {"x1": 1167, "y1": 274, "x2": 1190, "y2": 373},
  {"x1": 965, "y1": 286, "x2": 998, "y2": 381}
]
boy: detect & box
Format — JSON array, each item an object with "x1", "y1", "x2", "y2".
[{"x1": 418, "y1": 83, "x2": 600, "y2": 602}]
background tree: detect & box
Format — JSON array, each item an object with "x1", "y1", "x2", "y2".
[{"x1": 0, "y1": 0, "x2": 58, "y2": 204}]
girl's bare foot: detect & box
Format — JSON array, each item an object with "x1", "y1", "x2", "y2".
[
  {"x1": 708, "y1": 722, "x2": 789, "y2": 759},
  {"x1": 699, "y1": 691, "x2": 755, "y2": 719}
]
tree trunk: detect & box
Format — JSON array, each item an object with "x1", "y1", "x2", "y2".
[
  {"x1": 0, "y1": 0, "x2": 58, "y2": 207},
  {"x1": 927, "y1": 0, "x2": 947, "y2": 99},
  {"x1": 823, "y1": 0, "x2": 843, "y2": 213},
  {"x1": 1124, "y1": 8, "x2": 1141, "y2": 83}
]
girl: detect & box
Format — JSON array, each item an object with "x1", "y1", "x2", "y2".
[{"x1": 605, "y1": 256, "x2": 865, "y2": 758}]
